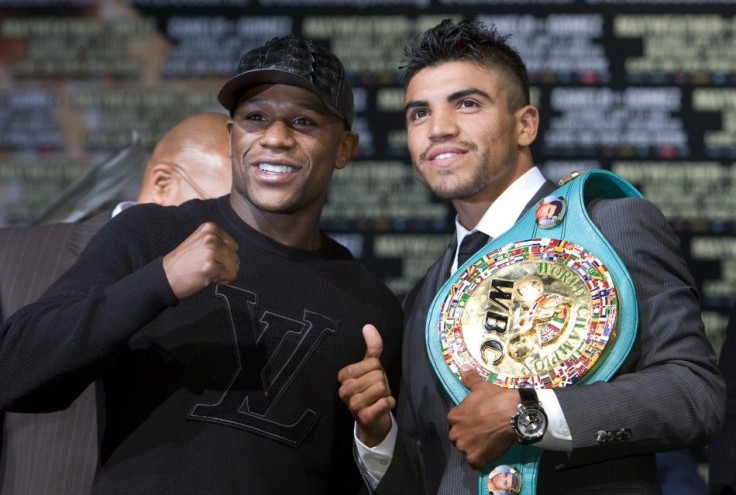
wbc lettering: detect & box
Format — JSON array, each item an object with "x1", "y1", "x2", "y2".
[{"x1": 481, "y1": 279, "x2": 514, "y2": 365}]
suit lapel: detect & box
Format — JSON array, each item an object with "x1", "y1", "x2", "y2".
[
  {"x1": 66, "y1": 210, "x2": 110, "y2": 258},
  {"x1": 524, "y1": 180, "x2": 557, "y2": 215}
]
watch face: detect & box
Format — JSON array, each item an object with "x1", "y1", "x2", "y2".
[{"x1": 516, "y1": 407, "x2": 547, "y2": 441}]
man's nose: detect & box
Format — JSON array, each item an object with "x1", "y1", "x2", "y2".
[
  {"x1": 260, "y1": 120, "x2": 296, "y2": 148},
  {"x1": 428, "y1": 108, "x2": 459, "y2": 140}
]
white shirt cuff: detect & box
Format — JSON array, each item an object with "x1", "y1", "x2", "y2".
[
  {"x1": 536, "y1": 388, "x2": 573, "y2": 452},
  {"x1": 354, "y1": 414, "x2": 398, "y2": 488}
]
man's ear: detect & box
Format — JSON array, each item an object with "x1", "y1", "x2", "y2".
[
  {"x1": 149, "y1": 163, "x2": 178, "y2": 205},
  {"x1": 227, "y1": 118, "x2": 234, "y2": 149},
  {"x1": 335, "y1": 130, "x2": 359, "y2": 170},
  {"x1": 516, "y1": 105, "x2": 539, "y2": 148}
]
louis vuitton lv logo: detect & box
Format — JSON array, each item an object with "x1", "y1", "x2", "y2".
[{"x1": 189, "y1": 284, "x2": 337, "y2": 446}]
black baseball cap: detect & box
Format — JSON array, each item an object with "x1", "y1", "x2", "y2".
[{"x1": 218, "y1": 36, "x2": 354, "y2": 129}]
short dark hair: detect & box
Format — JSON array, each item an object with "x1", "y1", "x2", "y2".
[{"x1": 401, "y1": 19, "x2": 530, "y2": 111}]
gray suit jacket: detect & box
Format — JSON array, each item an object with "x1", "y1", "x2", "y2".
[
  {"x1": 0, "y1": 212, "x2": 108, "y2": 495},
  {"x1": 377, "y1": 181, "x2": 725, "y2": 495},
  {"x1": 709, "y1": 302, "x2": 736, "y2": 495}
]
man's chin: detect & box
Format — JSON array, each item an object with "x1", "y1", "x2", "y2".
[{"x1": 433, "y1": 185, "x2": 482, "y2": 201}]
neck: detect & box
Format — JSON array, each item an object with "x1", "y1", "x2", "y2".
[
  {"x1": 229, "y1": 195, "x2": 323, "y2": 251},
  {"x1": 453, "y1": 160, "x2": 534, "y2": 230},
  {"x1": 453, "y1": 199, "x2": 493, "y2": 231}
]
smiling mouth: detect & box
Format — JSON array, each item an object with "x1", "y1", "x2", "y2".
[
  {"x1": 257, "y1": 163, "x2": 295, "y2": 174},
  {"x1": 424, "y1": 147, "x2": 468, "y2": 162},
  {"x1": 433, "y1": 152, "x2": 460, "y2": 161},
  {"x1": 423, "y1": 140, "x2": 476, "y2": 163}
]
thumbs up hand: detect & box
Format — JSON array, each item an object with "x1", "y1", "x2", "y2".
[{"x1": 338, "y1": 324, "x2": 395, "y2": 447}]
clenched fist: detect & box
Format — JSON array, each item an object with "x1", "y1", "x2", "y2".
[
  {"x1": 163, "y1": 222, "x2": 239, "y2": 299},
  {"x1": 447, "y1": 368, "x2": 519, "y2": 469}
]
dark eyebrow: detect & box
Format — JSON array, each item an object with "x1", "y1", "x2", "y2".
[
  {"x1": 237, "y1": 96, "x2": 328, "y2": 116},
  {"x1": 448, "y1": 88, "x2": 492, "y2": 103},
  {"x1": 404, "y1": 88, "x2": 493, "y2": 114},
  {"x1": 296, "y1": 101, "x2": 329, "y2": 115},
  {"x1": 404, "y1": 100, "x2": 426, "y2": 114}
]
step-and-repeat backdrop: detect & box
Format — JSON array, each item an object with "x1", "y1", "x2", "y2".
[{"x1": 1, "y1": 0, "x2": 734, "y2": 351}]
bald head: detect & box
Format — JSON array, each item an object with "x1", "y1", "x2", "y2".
[{"x1": 137, "y1": 112, "x2": 232, "y2": 206}]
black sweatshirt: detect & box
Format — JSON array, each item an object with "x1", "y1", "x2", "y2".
[{"x1": 0, "y1": 196, "x2": 403, "y2": 495}]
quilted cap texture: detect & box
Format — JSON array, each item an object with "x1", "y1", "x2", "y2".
[{"x1": 218, "y1": 36, "x2": 354, "y2": 129}]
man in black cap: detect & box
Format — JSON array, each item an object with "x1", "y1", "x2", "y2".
[{"x1": 0, "y1": 36, "x2": 402, "y2": 494}]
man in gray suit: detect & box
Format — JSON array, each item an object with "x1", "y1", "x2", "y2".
[
  {"x1": 0, "y1": 112, "x2": 232, "y2": 494},
  {"x1": 338, "y1": 20, "x2": 725, "y2": 494}
]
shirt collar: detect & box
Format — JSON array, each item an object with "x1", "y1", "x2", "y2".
[
  {"x1": 451, "y1": 167, "x2": 545, "y2": 274},
  {"x1": 111, "y1": 201, "x2": 137, "y2": 218}
]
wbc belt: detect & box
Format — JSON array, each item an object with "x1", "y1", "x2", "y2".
[{"x1": 425, "y1": 169, "x2": 642, "y2": 495}]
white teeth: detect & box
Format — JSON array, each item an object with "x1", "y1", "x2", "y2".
[
  {"x1": 258, "y1": 163, "x2": 292, "y2": 173},
  {"x1": 435, "y1": 152, "x2": 457, "y2": 160}
]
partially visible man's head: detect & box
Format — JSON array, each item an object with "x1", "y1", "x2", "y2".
[
  {"x1": 402, "y1": 19, "x2": 530, "y2": 112},
  {"x1": 136, "y1": 112, "x2": 232, "y2": 206}
]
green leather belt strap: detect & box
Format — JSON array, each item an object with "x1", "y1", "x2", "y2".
[{"x1": 425, "y1": 169, "x2": 642, "y2": 495}]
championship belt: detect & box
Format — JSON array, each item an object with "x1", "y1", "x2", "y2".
[{"x1": 426, "y1": 170, "x2": 642, "y2": 495}]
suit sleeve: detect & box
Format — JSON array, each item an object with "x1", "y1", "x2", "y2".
[
  {"x1": 0, "y1": 207, "x2": 181, "y2": 412},
  {"x1": 371, "y1": 280, "x2": 429, "y2": 495},
  {"x1": 553, "y1": 197, "x2": 726, "y2": 467},
  {"x1": 373, "y1": 429, "x2": 427, "y2": 495},
  {"x1": 708, "y1": 302, "x2": 736, "y2": 494}
]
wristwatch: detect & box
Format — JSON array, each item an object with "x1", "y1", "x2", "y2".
[{"x1": 511, "y1": 387, "x2": 548, "y2": 445}]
